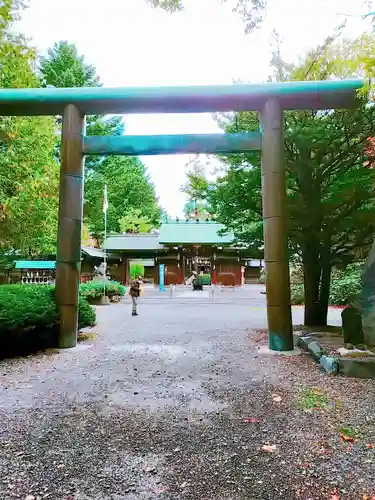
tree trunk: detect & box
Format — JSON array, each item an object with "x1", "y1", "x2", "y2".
[
  {"x1": 303, "y1": 242, "x2": 332, "y2": 327},
  {"x1": 303, "y1": 242, "x2": 321, "y2": 326},
  {"x1": 316, "y1": 249, "x2": 332, "y2": 326}
]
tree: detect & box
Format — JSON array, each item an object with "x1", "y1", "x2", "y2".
[
  {"x1": 84, "y1": 156, "x2": 161, "y2": 236},
  {"x1": 202, "y1": 34, "x2": 375, "y2": 326},
  {"x1": 181, "y1": 157, "x2": 212, "y2": 219},
  {"x1": 0, "y1": 1, "x2": 59, "y2": 258},
  {"x1": 118, "y1": 209, "x2": 153, "y2": 234},
  {"x1": 147, "y1": 0, "x2": 267, "y2": 32},
  {"x1": 39, "y1": 41, "x2": 161, "y2": 237}
]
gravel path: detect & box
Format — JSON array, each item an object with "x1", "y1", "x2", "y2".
[{"x1": 1, "y1": 286, "x2": 375, "y2": 499}]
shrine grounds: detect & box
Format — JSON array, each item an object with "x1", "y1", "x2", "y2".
[{"x1": 1, "y1": 285, "x2": 375, "y2": 499}]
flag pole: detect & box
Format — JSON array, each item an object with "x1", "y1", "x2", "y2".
[{"x1": 103, "y1": 184, "x2": 108, "y2": 297}]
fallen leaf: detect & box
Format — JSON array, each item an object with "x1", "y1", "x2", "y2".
[
  {"x1": 154, "y1": 486, "x2": 169, "y2": 494},
  {"x1": 262, "y1": 444, "x2": 277, "y2": 453},
  {"x1": 243, "y1": 417, "x2": 261, "y2": 423},
  {"x1": 329, "y1": 488, "x2": 340, "y2": 500},
  {"x1": 340, "y1": 433, "x2": 354, "y2": 443},
  {"x1": 272, "y1": 395, "x2": 282, "y2": 403}
]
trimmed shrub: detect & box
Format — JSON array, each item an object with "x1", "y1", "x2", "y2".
[
  {"x1": 0, "y1": 285, "x2": 96, "y2": 357},
  {"x1": 78, "y1": 296, "x2": 97, "y2": 328},
  {"x1": 201, "y1": 273, "x2": 211, "y2": 285},
  {"x1": 79, "y1": 280, "x2": 126, "y2": 302}
]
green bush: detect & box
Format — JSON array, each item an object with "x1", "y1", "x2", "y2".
[
  {"x1": 78, "y1": 296, "x2": 97, "y2": 328},
  {"x1": 290, "y1": 262, "x2": 365, "y2": 306},
  {"x1": 329, "y1": 262, "x2": 364, "y2": 306},
  {"x1": 290, "y1": 283, "x2": 305, "y2": 305},
  {"x1": 258, "y1": 268, "x2": 265, "y2": 284},
  {"x1": 201, "y1": 273, "x2": 211, "y2": 285},
  {"x1": 0, "y1": 285, "x2": 96, "y2": 357},
  {"x1": 130, "y1": 263, "x2": 144, "y2": 279},
  {"x1": 79, "y1": 280, "x2": 126, "y2": 301}
]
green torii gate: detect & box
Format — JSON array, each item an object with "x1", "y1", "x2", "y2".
[{"x1": 0, "y1": 79, "x2": 363, "y2": 351}]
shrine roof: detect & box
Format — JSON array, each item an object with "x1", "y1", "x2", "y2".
[
  {"x1": 104, "y1": 234, "x2": 162, "y2": 251},
  {"x1": 15, "y1": 261, "x2": 56, "y2": 269},
  {"x1": 158, "y1": 219, "x2": 234, "y2": 245}
]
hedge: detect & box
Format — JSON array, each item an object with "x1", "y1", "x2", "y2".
[
  {"x1": 0, "y1": 285, "x2": 96, "y2": 357},
  {"x1": 79, "y1": 280, "x2": 126, "y2": 302}
]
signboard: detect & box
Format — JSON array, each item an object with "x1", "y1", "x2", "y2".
[{"x1": 159, "y1": 263, "x2": 166, "y2": 292}]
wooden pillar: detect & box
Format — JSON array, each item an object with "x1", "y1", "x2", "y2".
[
  {"x1": 260, "y1": 99, "x2": 293, "y2": 351},
  {"x1": 55, "y1": 105, "x2": 85, "y2": 348}
]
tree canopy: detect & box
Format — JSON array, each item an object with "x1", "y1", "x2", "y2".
[
  {"x1": 147, "y1": 0, "x2": 267, "y2": 32},
  {"x1": 39, "y1": 40, "x2": 161, "y2": 238},
  {"x1": 184, "y1": 33, "x2": 375, "y2": 326},
  {"x1": 0, "y1": 0, "x2": 59, "y2": 258}
]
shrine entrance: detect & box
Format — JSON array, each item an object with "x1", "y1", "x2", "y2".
[{"x1": 0, "y1": 79, "x2": 362, "y2": 351}]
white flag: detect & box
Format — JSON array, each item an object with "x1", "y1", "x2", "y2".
[{"x1": 103, "y1": 184, "x2": 108, "y2": 213}]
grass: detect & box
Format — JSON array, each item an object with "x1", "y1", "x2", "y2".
[
  {"x1": 297, "y1": 387, "x2": 329, "y2": 410},
  {"x1": 338, "y1": 425, "x2": 361, "y2": 440}
]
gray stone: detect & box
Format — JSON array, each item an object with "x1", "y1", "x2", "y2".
[
  {"x1": 338, "y1": 358, "x2": 375, "y2": 379},
  {"x1": 307, "y1": 341, "x2": 324, "y2": 361},
  {"x1": 320, "y1": 355, "x2": 338, "y2": 375},
  {"x1": 341, "y1": 306, "x2": 364, "y2": 346},
  {"x1": 298, "y1": 336, "x2": 315, "y2": 352}
]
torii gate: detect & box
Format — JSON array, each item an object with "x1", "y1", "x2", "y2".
[{"x1": 0, "y1": 79, "x2": 362, "y2": 351}]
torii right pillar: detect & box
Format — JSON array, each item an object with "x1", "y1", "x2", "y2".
[{"x1": 260, "y1": 99, "x2": 293, "y2": 351}]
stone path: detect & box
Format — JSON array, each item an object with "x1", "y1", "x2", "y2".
[{"x1": 1, "y1": 286, "x2": 375, "y2": 499}]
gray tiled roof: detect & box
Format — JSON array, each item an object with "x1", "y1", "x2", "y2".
[{"x1": 104, "y1": 234, "x2": 163, "y2": 251}]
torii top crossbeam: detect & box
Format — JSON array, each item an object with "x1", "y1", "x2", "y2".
[{"x1": 0, "y1": 79, "x2": 363, "y2": 115}]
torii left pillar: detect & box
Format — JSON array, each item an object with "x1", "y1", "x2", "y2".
[{"x1": 56, "y1": 105, "x2": 85, "y2": 348}]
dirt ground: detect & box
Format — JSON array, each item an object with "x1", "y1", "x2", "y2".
[{"x1": 0, "y1": 286, "x2": 374, "y2": 499}]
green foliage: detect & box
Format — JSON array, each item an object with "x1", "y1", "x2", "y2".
[
  {"x1": 39, "y1": 40, "x2": 162, "y2": 238},
  {"x1": 0, "y1": 1, "x2": 59, "y2": 258},
  {"x1": 119, "y1": 209, "x2": 153, "y2": 234},
  {"x1": 290, "y1": 262, "x2": 365, "y2": 306},
  {"x1": 203, "y1": 35, "x2": 375, "y2": 325},
  {"x1": 130, "y1": 264, "x2": 144, "y2": 280},
  {"x1": 78, "y1": 296, "x2": 97, "y2": 327},
  {"x1": 200, "y1": 273, "x2": 211, "y2": 285},
  {"x1": 84, "y1": 156, "x2": 161, "y2": 235},
  {"x1": 39, "y1": 41, "x2": 100, "y2": 88},
  {"x1": 146, "y1": 0, "x2": 267, "y2": 32},
  {"x1": 297, "y1": 388, "x2": 328, "y2": 410},
  {"x1": 258, "y1": 267, "x2": 265, "y2": 284},
  {"x1": 79, "y1": 280, "x2": 126, "y2": 301},
  {"x1": 290, "y1": 283, "x2": 305, "y2": 305},
  {"x1": 328, "y1": 263, "x2": 364, "y2": 306},
  {"x1": 0, "y1": 285, "x2": 96, "y2": 333}
]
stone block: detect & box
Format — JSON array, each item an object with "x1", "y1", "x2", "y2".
[
  {"x1": 337, "y1": 347, "x2": 375, "y2": 358},
  {"x1": 320, "y1": 355, "x2": 338, "y2": 375},
  {"x1": 338, "y1": 358, "x2": 375, "y2": 379},
  {"x1": 307, "y1": 341, "x2": 324, "y2": 361},
  {"x1": 341, "y1": 306, "x2": 364, "y2": 345},
  {"x1": 298, "y1": 336, "x2": 315, "y2": 352}
]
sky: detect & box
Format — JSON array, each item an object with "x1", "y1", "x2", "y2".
[{"x1": 17, "y1": 0, "x2": 372, "y2": 216}]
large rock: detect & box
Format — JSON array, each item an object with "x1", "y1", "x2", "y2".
[
  {"x1": 341, "y1": 306, "x2": 364, "y2": 346},
  {"x1": 360, "y1": 240, "x2": 375, "y2": 348}
]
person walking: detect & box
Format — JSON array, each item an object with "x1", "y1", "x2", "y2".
[{"x1": 129, "y1": 275, "x2": 142, "y2": 316}]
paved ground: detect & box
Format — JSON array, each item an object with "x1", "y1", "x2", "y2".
[{"x1": 1, "y1": 285, "x2": 375, "y2": 499}]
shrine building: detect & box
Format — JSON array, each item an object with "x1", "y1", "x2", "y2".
[{"x1": 104, "y1": 218, "x2": 263, "y2": 286}]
